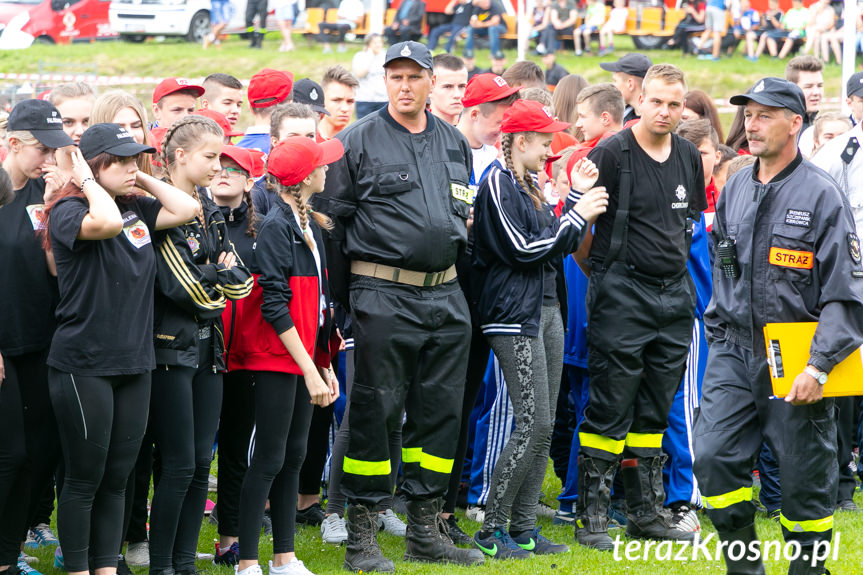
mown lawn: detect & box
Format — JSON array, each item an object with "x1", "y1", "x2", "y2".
[{"x1": 20, "y1": 460, "x2": 863, "y2": 575}]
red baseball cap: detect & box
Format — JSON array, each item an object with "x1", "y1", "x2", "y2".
[
  {"x1": 248, "y1": 68, "x2": 294, "y2": 109},
  {"x1": 501, "y1": 99, "x2": 571, "y2": 134},
  {"x1": 152, "y1": 77, "x2": 205, "y2": 104},
  {"x1": 221, "y1": 145, "x2": 265, "y2": 178},
  {"x1": 267, "y1": 136, "x2": 344, "y2": 186},
  {"x1": 193, "y1": 109, "x2": 243, "y2": 138},
  {"x1": 462, "y1": 73, "x2": 521, "y2": 108}
]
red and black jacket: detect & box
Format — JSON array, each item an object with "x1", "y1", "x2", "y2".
[{"x1": 224, "y1": 195, "x2": 335, "y2": 374}]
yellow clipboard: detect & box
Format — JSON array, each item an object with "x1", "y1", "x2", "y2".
[{"x1": 764, "y1": 322, "x2": 863, "y2": 398}]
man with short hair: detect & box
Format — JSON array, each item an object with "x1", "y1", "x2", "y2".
[
  {"x1": 574, "y1": 83, "x2": 624, "y2": 148},
  {"x1": 316, "y1": 41, "x2": 485, "y2": 572},
  {"x1": 846, "y1": 71, "x2": 863, "y2": 126},
  {"x1": 696, "y1": 77, "x2": 863, "y2": 575},
  {"x1": 151, "y1": 77, "x2": 204, "y2": 128},
  {"x1": 501, "y1": 60, "x2": 545, "y2": 92},
  {"x1": 319, "y1": 66, "x2": 359, "y2": 141},
  {"x1": 786, "y1": 54, "x2": 823, "y2": 156},
  {"x1": 236, "y1": 68, "x2": 294, "y2": 153},
  {"x1": 599, "y1": 53, "x2": 652, "y2": 125},
  {"x1": 576, "y1": 64, "x2": 706, "y2": 550},
  {"x1": 201, "y1": 73, "x2": 244, "y2": 128},
  {"x1": 430, "y1": 54, "x2": 469, "y2": 125}
]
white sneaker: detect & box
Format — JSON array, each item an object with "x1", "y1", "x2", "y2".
[
  {"x1": 536, "y1": 500, "x2": 557, "y2": 519},
  {"x1": 208, "y1": 474, "x2": 218, "y2": 492},
  {"x1": 320, "y1": 513, "x2": 348, "y2": 545},
  {"x1": 465, "y1": 505, "x2": 485, "y2": 523},
  {"x1": 269, "y1": 558, "x2": 314, "y2": 575},
  {"x1": 669, "y1": 505, "x2": 702, "y2": 533},
  {"x1": 376, "y1": 509, "x2": 406, "y2": 537},
  {"x1": 237, "y1": 564, "x2": 264, "y2": 575},
  {"x1": 125, "y1": 541, "x2": 150, "y2": 566}
]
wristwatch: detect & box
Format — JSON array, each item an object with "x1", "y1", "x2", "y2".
[{"x1": 804, "y1": 365, "x2": 828, "y2": 385}]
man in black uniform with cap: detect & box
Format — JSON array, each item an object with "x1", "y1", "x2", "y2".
[
  {"x1": 316, "y1": 41, "x2": 484, "y2": 572},
  {"x1": 694, "y1": 78, "x2": 863, "y2": 575},
  {"x1": 575, "y1": 63, "x2": 706, "y2": 550},
  {"x1": 599, "y1": 52, "x2": 653, "y2": 125}
]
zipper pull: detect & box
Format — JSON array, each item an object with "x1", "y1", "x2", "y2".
[{"x1": 229, "y1": 209, "x2": 234, "y2": 222}]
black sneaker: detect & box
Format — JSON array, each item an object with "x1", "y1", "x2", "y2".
[
  {"x1": 212, "y1": 541, "x2": 239, "y2": 567},
  {"x1": 262, "y1": 510, "x2": 273, "y2": 535},
  {"x1": 117, "y1": 556, "x2": 133, "y2": 575},
  {"x1": 511, "y1": 527, "x2": 569, "y2": 555},
  {"x1": 296, "y1": 502, "x2": 326, "y2": 526},
  {"x1": 443, "y1": 515, "x2": 473, "y2": 546},
  {"x1": 473, "y1": 528, "x2": 530, "y2": 559}
]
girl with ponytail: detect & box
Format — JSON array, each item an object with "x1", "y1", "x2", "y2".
[
  {"x1": 470, "y1": 99, "x2": 609, "y2": 558},
  {"x1": 233, "y1": 137, "x2": 342, "y2": 575},
  {"x1": 147, "y1": 115, "x2": 253, "y2": 575}
]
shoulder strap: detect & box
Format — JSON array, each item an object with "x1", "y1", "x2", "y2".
[{"x1": 603, "y1": 135, "x2": 631, "y2": 267}]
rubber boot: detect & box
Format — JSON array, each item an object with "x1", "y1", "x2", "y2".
[
  {"x1": 404, "y1": 498, "x2": 484, "y2": 565},
  {"x1": 344, "y1": 504, "x2": 395, "y2": 573},
  {"x1": 621, "y1": 456, "x2": 695, "y2": 542},
  {"x1": 575, "y1": 455, "x2": 618, "y2": 550},
  {"x1": 788, "y1": 548, "x2": 829, "y2": 575},
  {"x1": 717, "y1": 524, "x2": 765, "y2": 575}
]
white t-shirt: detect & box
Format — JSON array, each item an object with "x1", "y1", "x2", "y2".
[
  {"x1": 292, "y1": 211, "x2": 326, "y2": 327},
  {"x1": 352, "y1": 50, "x2": 388, "y2": 103},
  {"x1": 471, "y1": 144, "x2": 500, "y2": 186},
  {"x1": 811, "y1": 122, "x2": 863, "y2": 233}
]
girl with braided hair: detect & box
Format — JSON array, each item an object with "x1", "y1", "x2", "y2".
[
  {"x1": 147, "y1": 115, "x2": 253, "y2": 575},
  {"x1": 233, "y1": 137, "x2": 341, "y2": 575},
  {"x1": 471, "y1": 99, "x2": 608, "y2": 559}
]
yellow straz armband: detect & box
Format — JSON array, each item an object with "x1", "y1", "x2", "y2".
[
  {"x1": 769, "y1": 247, "x2": 814, "y2": 269},
  {"x1": 451, "y1": 183, "x2": 474, "y2": 205}
]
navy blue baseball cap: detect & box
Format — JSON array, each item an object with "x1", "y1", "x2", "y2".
[
  {"x1": 80, "y1": 123, "x2": 156, "y2": 160},
  {"x1": 847, "y1": 72, "x2": 863, "y2": 99},
  {"x1": 8, "y1": 99, "x2": 75, "y2": 149},
  {"x1": 384, "y1": 41, "x2": 433, "y2": 69},
  {"x1": 730, "y1": 77, "x2": 807, "y2": 117},
  {"x1": 599, "y1": 53, "x2": 653, "y2": 78}
]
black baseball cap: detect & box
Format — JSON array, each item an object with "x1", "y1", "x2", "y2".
[
  {"x1": 729, "y1": 77, "x2": 807, "y2": 118},
  {"x1": 8, "y1": 99, "x2": 75, "y2": 149},
  {"x1": 384, "y1": 41, "x2": 433, "y2": 70},
  {"x1": 79, "y1": 123, "x2": 156, "y2": 160},
  {"x1": 292, "y1": 78, "x2": 330, "y2": 116},
  {"x1": 599, "y1": 53, "x2": 653, "y2": 78},
  {"x1": 847, "y1": 72, "x2": 863, "y2": 99}
]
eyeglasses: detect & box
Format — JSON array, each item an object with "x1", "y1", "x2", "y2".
[{"x1": 217, "y1": 167, "x2": 248, "y2": 179}]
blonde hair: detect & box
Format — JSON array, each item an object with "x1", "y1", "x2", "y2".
[
  {"x1": 161, "y1": 115, "x2": 223, "y2": 210},
  {"x1": 642, "y1": 64, "x2": 687, "y2": 94},
  {"x1": 91, "y1": 90, "x2": 154, "y2": 175},
  {"x1": 274, "y1": 180, "x2": 333, "y2": 249},
  {"x1": 6, "y1": 130, "x2": 39, "y2": 147},
  {"x1": 501, "y1": 131, "x2": 544, "y2": 210},
  {"x1": 48, "y1": 82, "x2": 95, "y2": 107}
]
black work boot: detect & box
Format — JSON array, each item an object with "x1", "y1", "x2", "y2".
[
  {"x1": 575, "y1": 455, "x2": 618, "y2": 550},
  {"x1": 788, "y1": 548, "x2": 829, "y2": 575},
  {"x1": 404, "y1": 498, "x2": 485, "y2": 565},
  {"x1": 621, "y1": 456, "x2": 696, "y2": 542},
  {"x1": 717, "y1": 524, "x2": 765, "y2": 574},
  {"x1": 344, "y1": 504, "x2": 395, "y2": 573}
]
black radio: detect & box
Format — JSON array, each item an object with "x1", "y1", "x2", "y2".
[{"x1": 717, "y1": 237, "x2": 740, "y2": 279}]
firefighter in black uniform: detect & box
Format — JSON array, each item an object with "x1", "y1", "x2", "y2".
[
  {"x1": 575, "y1": 64, "x2": 707, "y2": 549},
  {"x1": 694, "y1": 78, "x2": 863, "y2": 575},
  {"x1": 315, "y1": 41, "x2": 484, "y2": 573}
]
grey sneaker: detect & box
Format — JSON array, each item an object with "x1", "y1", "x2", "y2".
[
  {"x1": 377, "y1": 509, "x2": 406, "y2": 537},
  {"x1": 125, "y1": 541, "x2": 150, "y2": 567},
  {"x1": 321, "y1": 513, "x2": 348, "y2": 545}
]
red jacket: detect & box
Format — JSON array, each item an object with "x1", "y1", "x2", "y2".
[{"x1": 222, "y1": 196, "x2": 334, "y2": 374}]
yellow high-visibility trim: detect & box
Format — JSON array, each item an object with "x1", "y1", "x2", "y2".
[
  {"x1": 779, "y1": 513, "x2": 834, "y2": 533},
  {"x1": 579, "y1": 432, "x2": 625, "y2": 455},
  {"x1": 624, "y1": 432, "x2": 664, "y2": 449},
  {"x1": 401, "y1": 447, "x2": 454, "y2": 474},
  {"x1": 343, "y1": 456, "x2": 391, "y2": 476},
  {"x1": 703, "y1": 486, "x2": 753, "y2": 510},
  {"x1": 402, "y1": 447, "x2": 422, "y2": 463}
]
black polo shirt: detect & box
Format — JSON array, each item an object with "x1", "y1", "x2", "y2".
[
  {"x1": 48, "y1": 194, "x2": 162, "y2": 376},
  {"x1": 588, "y1": 128, "x2": 706, "y2": 277}
]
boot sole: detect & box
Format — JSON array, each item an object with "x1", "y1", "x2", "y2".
[
  {"x1": 343, "y1": 558, "x2": 395, "y2": 573},
  {"x1": 404, "y1": 553, "x2": 485, "y2": 565},
  {"x1": 625, "y1": 528, "x2": 697, "y2": 543}
]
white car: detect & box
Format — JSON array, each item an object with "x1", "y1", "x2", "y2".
[{"x1": 109, "y1": 0, "x2": 283, "y2": 43}]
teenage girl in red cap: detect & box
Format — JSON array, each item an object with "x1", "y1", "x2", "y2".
[{"x1": 471, "y1": 99, "x2": 609, "y2": 559}]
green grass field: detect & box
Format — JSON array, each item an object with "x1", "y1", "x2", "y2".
[{"x1": 19, "y1": 460, "x2": 863, "y2": 575}]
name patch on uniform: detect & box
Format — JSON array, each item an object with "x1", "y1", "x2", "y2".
[
  {"x1": 25, "y1": 203, "x2": 46, "y2": 230},
  {"x1": 451, "y1": 183, "x2": 474, "y2": 205},
  {"x1": 848, "y1": 233, "x2": 861, "y2": 264},
  {"x1": 122, "y1": 211, "x2": 151, "y2": 249},
  {"x1": 785, "y1": 209, "x2": 811, "y2": 228},
  {"x1": 769, "y1": 247, "x2": 813, "y2": 269}
]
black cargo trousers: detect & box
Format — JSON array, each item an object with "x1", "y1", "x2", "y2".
[
  {"x1": 341, "y1": 275, "x2": 472, "y2": 507},
  {"x1": 694, "y1": 337, "x2": 838, "y2": 547}
]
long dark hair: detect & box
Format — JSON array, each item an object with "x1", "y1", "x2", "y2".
[{"x1": 41, "y1": 152, "x2": 141, "y2": 251}]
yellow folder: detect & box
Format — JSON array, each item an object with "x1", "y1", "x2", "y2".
[{"x1": 764, "y1": 322, "x2": 863, "y2": 398}]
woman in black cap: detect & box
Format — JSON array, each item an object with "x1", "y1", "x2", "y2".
[
  {"x1": 41, "y1": 123, "x2": 198, "y2": 575},
  {"x1": 0, "y1": 98, "x2": 74, "y2": 575}
]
